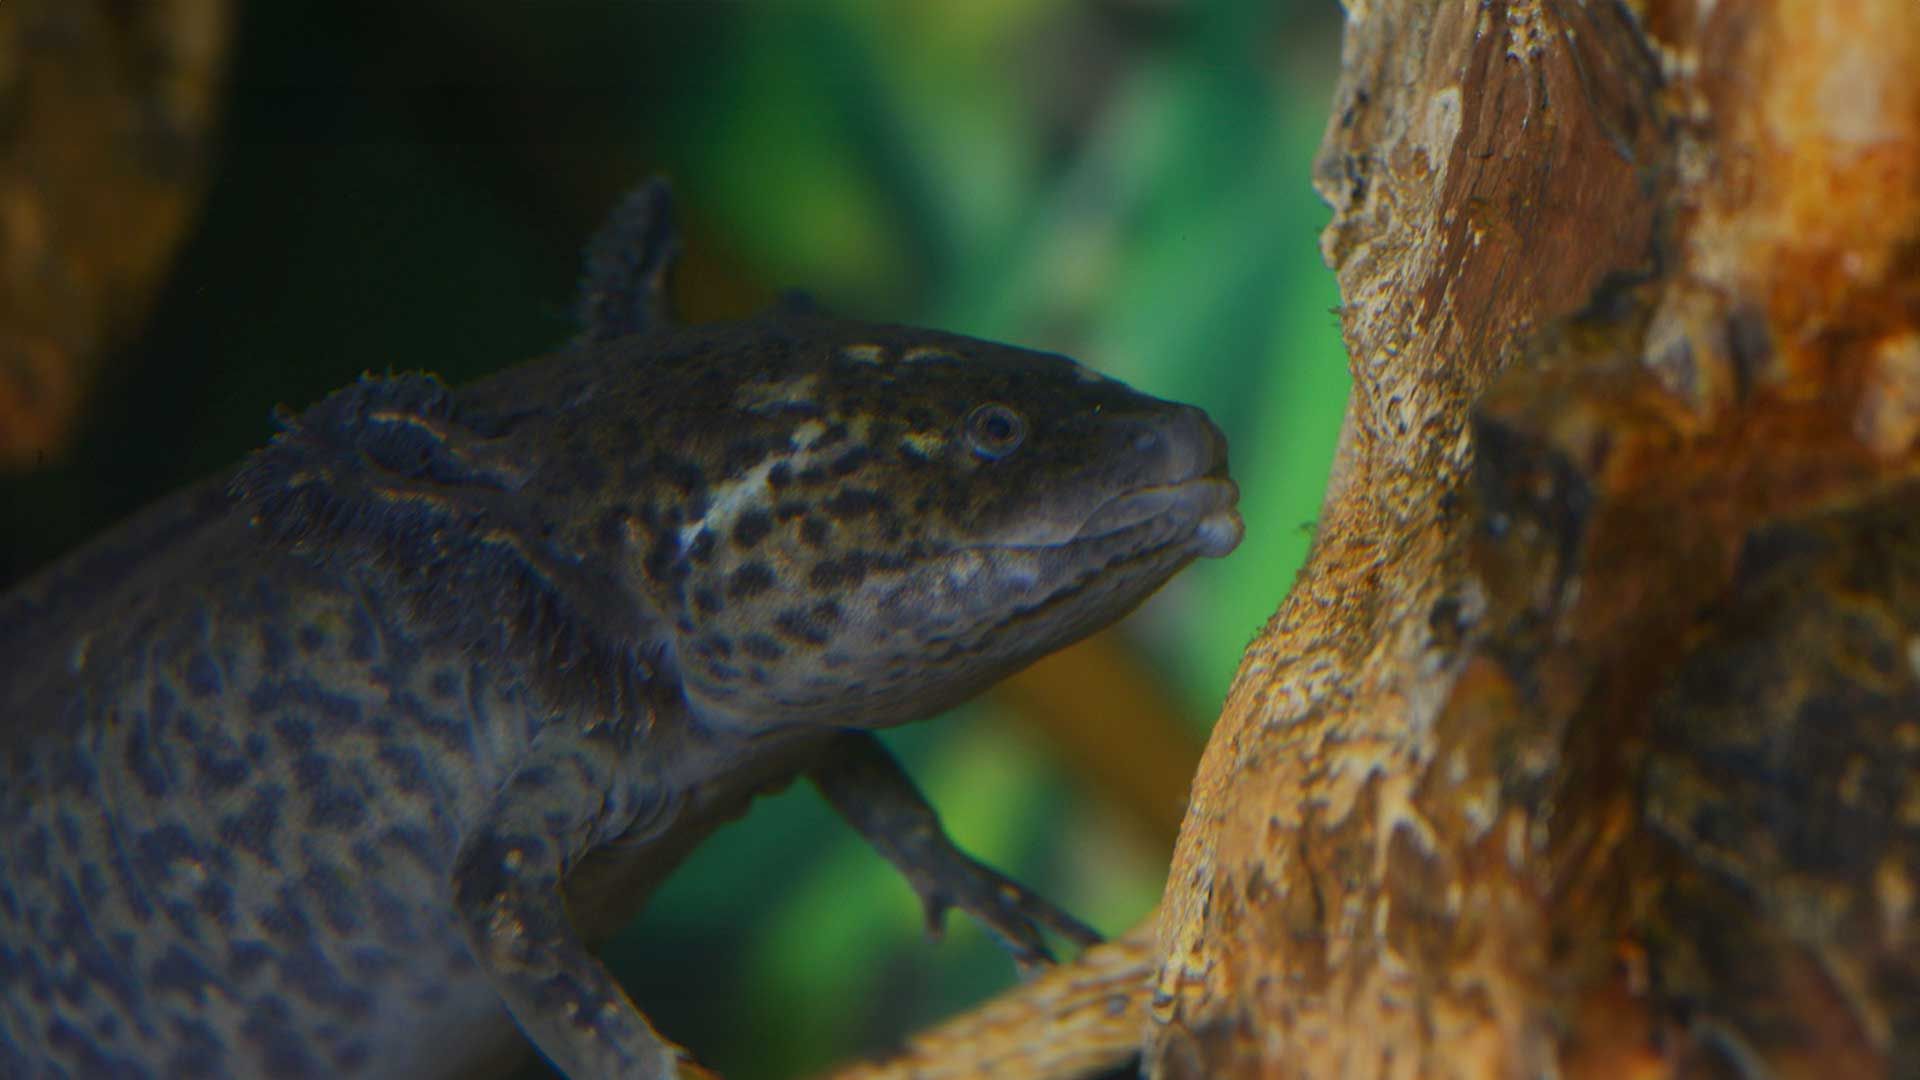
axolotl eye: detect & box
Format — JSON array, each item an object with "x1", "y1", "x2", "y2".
[{"x1": 963, "y1": 402, "x2": 1027, "y2": 460}]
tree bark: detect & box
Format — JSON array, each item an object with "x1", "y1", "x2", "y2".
[{"x1": 831, "y1": 1, "x2": 1920, "y2": 1076}]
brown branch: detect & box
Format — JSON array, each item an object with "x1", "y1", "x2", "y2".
[
  {"x1": 1154, "y1": 0, "x2": 1920, "y2": 1074},
  {"x1": 829, "y1": 1, "x2": 1920, "y2": 1076}
]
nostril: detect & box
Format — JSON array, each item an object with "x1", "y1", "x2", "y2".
[
  {"x1": 1164, "y1": 405, "x2": 1227, "y2": 478},
  {"x1": 1132, "y1": 430, "x2": 1161, "y2": 453}
]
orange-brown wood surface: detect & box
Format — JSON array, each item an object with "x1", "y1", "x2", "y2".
[
  {"x1": 833, "y1": 2, "x2": 1920, "y2": 1076},
  {"x1": 1156, "y1": 0, "x2": 1920, "y2": 1074},
  {"x1": 0, "y1": 0, "x2": 230, "y2": 467}
]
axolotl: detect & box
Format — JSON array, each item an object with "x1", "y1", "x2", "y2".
[{"x1": 0, "y1": 182, "x2": 1241, "y2": 1077}]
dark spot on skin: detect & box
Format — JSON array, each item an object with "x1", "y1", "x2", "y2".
[
  {"x1": 865, "y1": 419, "x2": 900, "y2": 450},
  {"x1": 241, "y1": 993, "x2": 316, "y2": 1075},
  {"x1": 347, "y1": 610, "x2": 377, "y2": 662},
  {"x1": 430, "y1": 669, "x2": 460, "y2": 698},
  {"x1": 252, "y1": 681, "x2": 361, "y2": 733},
  {"x1": 298, "y1": 624, "x2": 327, "y2": 655},
  {"x1": 799, "y1": 517, "x2": 831, "y2": 547},
  {"x1": 742, "y1": 635, "x2": 785, "y2": 661},
  {"x1": 595, "y1": 506, "x2": 628, "y2": 549},
  {"x1": 133, "y1": 824, "x2": 198, "y2": 885},
  {"x1": 303, "y1": 861, "x2": 362, "y2": 935},
  {"x1": 688, "y1": 529, "x2": 717, "y2": 564},
  {"x1": 798, "y1": 466, "x2": 828, "y2": 486},
  {"x1": 193, "y1": 739, "x2": 251, "y2": 793},
  {"x1": 810, "y1": 554, "x2": 868, "y2": 589},
  {"x1": 291, "y1": 752, "x2": 328, "y2": 795},
  {"x1": 509, "y1": 765, "x2": 557, "y2": 792},
  {"x1": 826, "y1": 488, "x2": 893, "y2": 519},
  {"x1": 258, "y1": 885, "x2": 314, "y2": 944},
  {"x1": 829, "y1": 445, "x2": 872, "y2": 476},
  {"x1": 722, "y1": 437, "x2": 772, "y2": 477},
  {"x1": 643, "y1": 534, "x2": 684, "y2": 583},
  {"x1": 773, "y1": 499, "x2": 810, "y2": 521},
  {"x1": 174, "y1": 707, "x2": 203, "y2": 743},
  {"x1": 774, "y1": 601, "x2": 840, "y2": 646},
  {"x1": 696, "y1": 635, "x2": 734, "y2": 659},
  {"x1": 390, "y1": 689, "x2": 464, "y2": 756},
  {"x1": 166, "y1": 1018, "x2": 225, "y2": 1077},
  {"x1": 56, "y1": 813, "x2": 82, "y2": 854},
  {"x1": 366, "y1": 886, "x2": 415, "y2": 948},
  {"x1": 381, "y1": 824, "x2": 443, "y2": 873},
  {"x1": 727, "y1": 563, "x2": 777, "y2": 599},
  {"x1": 649, "y1": 452, "x2": 707, "y2": 497},
  {"x1": 18, "y1": 825, "x2": 50, "y2": 878},
  {"x1": 693, "y1": 587, "x2": 723, "y2": 616},
  {"x1": 566, "y1": 448, "x2": 608, "y2": 497},
  {"x1": 260, "y1": 627, "x2": 292, "y2": 671},
  {"x1": 122, "y1": 715, "x2": 171, "y2": 798},
  {"x1": 731, "y1": 510, "x2": 773, "y2": 549},
  {"x1": 185, "y1": 653, "x2": 223, "y2": 697},
  {"x1": 228, "y1": 940, "x2": 273, "y2": 982},
  {"x1": 768, "y1": 461, "x2": 793, "y2": 488},
  {"x1": 219, "y1": 787, "x2": 283, "y2": 866},
  {"x1": 44, "y1": 1017, "x2": 137, "y2": 1077},
  {"x1": 377, "y1": 743, "x2": 432, "y2": 795},
  {"x1": 197, "y1": 880, "x2": 236, "y2": 926},
  {"x1": 78, "y1": 863, "x2": 108, "y2": 907},
  {"x1": 150, "y1": 945, "x2": 219, "y2": 1004},
  {"x1": 47, "y1": 742, "x2": 98, "y2": 795},
  {"x1": 898, "y1": 441, "x2": 931, "y2": 466},
  {"x1": 44, "y1": 880, "x2": 144, "y2": 1012},
  {"x1": 307, "y1": 783, "x2": 367, "y2": 833}
]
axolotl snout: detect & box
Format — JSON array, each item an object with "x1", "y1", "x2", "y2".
[{"x1": 0, "y1": 182, "x2": 1240, "y2": 1078}]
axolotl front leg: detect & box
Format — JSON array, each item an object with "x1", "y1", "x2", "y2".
[
  {"x1": 451, "y1": 723, "x2": 1099, "y2": 1077},
  {"x1": 811, "y1": 731, "x2": 1100, "y2": 971},
  {"x1": 450, "y1": 723, "x2": 714, "y2": 1079}
]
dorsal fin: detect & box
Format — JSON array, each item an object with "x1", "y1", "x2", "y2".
[{"x1": 573, "y1": 178, "x2": 683, "y2": 345}]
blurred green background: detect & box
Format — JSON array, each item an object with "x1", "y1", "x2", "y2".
[{"x1": 0, "y1": 1, "x2": 1346, "y2": 1076}]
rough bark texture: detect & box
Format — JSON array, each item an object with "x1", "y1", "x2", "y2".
[
  {"x1": 831, "y1": 1, "x2": 1920, "y2": 1077},
  {"x1": 824, "y1": 925, "x2": 1157, "y2": 1080},
  {"x1": 1154, "y1": 0, "x2": 1920, "y2": 1075}
]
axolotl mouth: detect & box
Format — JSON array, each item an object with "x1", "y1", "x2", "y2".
[
  {"x1": 983, "y1": 400, "x2": 1244, "y2": 565},
  {"x1": 1069, "y1": 475, "x2": 1244, "y2": 559}
]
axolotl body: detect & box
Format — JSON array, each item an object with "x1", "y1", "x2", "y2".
[{"x1": 0, "y1": 184, "x2": 1241, "y2": 1077}]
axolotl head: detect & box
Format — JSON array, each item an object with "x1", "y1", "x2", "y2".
[{"x1": 577, "y1": 317, "x2": 1241, "y2": 733}]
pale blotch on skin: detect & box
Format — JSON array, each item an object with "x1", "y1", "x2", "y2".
[
  {"x1": 901, "y1": 345, "x2": 960, "y2": 366},
  {"x1": 734, "y1": 373, "x2": 823, "y2": 416}
]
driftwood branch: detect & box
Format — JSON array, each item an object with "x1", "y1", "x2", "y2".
[{"x1": 833, "y1": 1, "x2": 1920, "y2": 1076}]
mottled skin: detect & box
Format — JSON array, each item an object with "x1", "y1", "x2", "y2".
[{"x1": 0, "y1": 183, "x2": 1241, "y2": 1078}]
